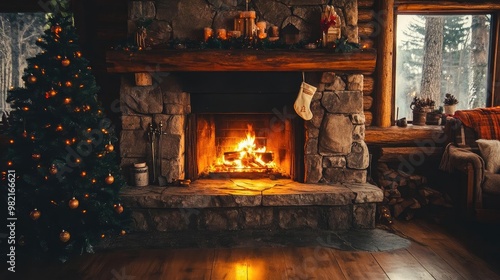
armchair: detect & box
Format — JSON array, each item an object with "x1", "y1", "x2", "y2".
[{"x1": 441, "y1": 107, "x2": 500, "y2": 222}]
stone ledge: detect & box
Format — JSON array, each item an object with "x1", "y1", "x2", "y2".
[{"x1": 120, "y1": 179, "x2": 383, "y2": 209}]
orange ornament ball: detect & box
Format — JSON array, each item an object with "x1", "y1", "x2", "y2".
[
  {"x1": 49, "y1": 164, "x2": 58, "y2": 175},
  {"x1": 30, "y1": 209, "x2": 41, "y2": 220},
  {"x1": 32, "y1": 153, "x2": 41, "y2": 160},
  {"x1": 105, "y1": 174, "x2": 114, "y2": 185},
  {"x1": 120, "y1": 230, "x2": 126, "y2": 236},
  {"x1": 75, "y1": 51, "x2": 82, "y2": 58},
  {"x1": 61, "y1": 58, "x2": 70, "y2": 67},
  {"x1": 65, "y1": 81, "x2": 72, "y2": 87},
  {"x1": 28, "y1": 75, "x2": 37, "y2": 84},
  {"x1": 105, "y1": 143, "x2": 114, "y2": 152},
  {"x1": 114, "y1": 204, "x2": 124, "y2": 214},
  {"x1": 59, "y1": 230, "x2": 70, "y2": 243},
  {"x1": 68, "y1": 197, "x2": 79, "y2": 209},
  {"x1": 51, "y1": 25, "x2": 62, "y2": 35}
]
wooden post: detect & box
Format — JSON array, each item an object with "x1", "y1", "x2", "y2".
[{"x1": 375, "y1": 0, "x2": 394, "y2": 127}]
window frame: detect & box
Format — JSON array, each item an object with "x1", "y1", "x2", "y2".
[
  {"x1": 393, "y1": 10, "x2": 497, "y2": 122},
  {"x1": 375, "y1": 0, "x2": 500, "y2": 127}
]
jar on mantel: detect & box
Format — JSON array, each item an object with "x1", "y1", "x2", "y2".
[{"x1": 132, "y1": 162, "x2": 148, "y2": 187}]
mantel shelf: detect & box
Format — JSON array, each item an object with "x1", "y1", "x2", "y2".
[{"x1": 106, "y1": 49, "x2": 377, "y2": 73}]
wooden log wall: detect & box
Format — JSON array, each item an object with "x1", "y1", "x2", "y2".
[{"x1": 358, "y1": 0, "x2": 376, "y2": 126}]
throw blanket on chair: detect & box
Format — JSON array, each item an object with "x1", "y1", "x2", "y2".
[{"x1": 454, "y1": 107, "x2": 500, "y2": 140}]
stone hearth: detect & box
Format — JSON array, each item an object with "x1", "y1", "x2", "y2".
[{"x1": 121, "y1": 179, "x2": 382, "y2": 231}]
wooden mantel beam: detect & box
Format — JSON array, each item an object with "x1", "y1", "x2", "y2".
[
  {"x1": 106, "y1": 49, "x2": 377, "y2": 73},
  {"x1": 395, "y1": 1, "x2": 500, "y2": 12}
]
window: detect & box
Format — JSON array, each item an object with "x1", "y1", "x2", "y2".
[
  {"x1": 395, "y1": 14, "x2": 492, "y2": 121},
  {"x1": 0, "y1": 13, "x2": 46, "y2": 116}
]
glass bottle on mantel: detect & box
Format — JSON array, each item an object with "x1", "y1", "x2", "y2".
[{"x1": 321, "y1": 5, "x2": 341, "y2": 47}]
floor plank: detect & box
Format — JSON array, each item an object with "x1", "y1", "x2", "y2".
[
  {"x1": 246, "y1": 247, "x2": 288, "y2": 280},
  {"x1": 335, "y1": 251, "x2": 389, "y2": 280},
  {"x1": 405, "y1": 243, "x2": 465, "y2": 280},
  {"x1": 373, "y1": 248, "x2": 435, "y2": 279},
  {"x1": 160, "y1": 248, "x2": 215, "y2": 280},
  {"x1": 212, "y1": 248, "x2": 251, "y2": 280},
  {"x1": 282, "y1": 247, "x2": 347, "y2": 280}
]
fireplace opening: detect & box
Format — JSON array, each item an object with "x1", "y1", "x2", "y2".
[
  {"x1": 196, "y1": 113, "x2": 293, "y2": 179},
  {"x1": 182, "y1": 72, "x2": 306, "y2": 181}
]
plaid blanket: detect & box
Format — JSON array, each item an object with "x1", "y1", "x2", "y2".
[{"x1": 455, "y1": 107, "x2": 500, "y2": 140}]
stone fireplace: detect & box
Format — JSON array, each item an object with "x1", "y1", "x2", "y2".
[
  {"x1": 113, "y1": 0, "x2": 382, "y2": 231},
  {"x1": 119, "y1": 72, "x2": 368, "y2": 185}
]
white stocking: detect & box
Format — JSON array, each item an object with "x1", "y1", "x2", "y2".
[{"x1": 294, "y1": 72, "x2": 317, "y2": 120}]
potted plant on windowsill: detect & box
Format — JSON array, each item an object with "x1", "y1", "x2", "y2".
[
  {"x1": 410, "y1": 96, "x2": 435, "y2": 125},
  {"x1": 443, "y1": 93, "x2": 458, "y2": 115}
]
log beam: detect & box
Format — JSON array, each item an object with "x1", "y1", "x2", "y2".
[{"x1": 106, "y1": 49, "x2": 377, "y2": 73}]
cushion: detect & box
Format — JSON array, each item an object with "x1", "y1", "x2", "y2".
[
  {"x1": 476, "y1": 139, "x2": 500, "y2": 173},
  {"x1": 483, "y1": 172, "x2": 500, "y2": 195}
]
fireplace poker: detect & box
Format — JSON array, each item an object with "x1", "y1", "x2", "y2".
[
  {"x1": 157, "y1": 121, "x2": 168, "y2": 186},
  {"x1": 148, "y1": 123, "x2": 157, "y2": 184}
]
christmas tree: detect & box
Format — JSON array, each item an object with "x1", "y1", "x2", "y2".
[{"x1": 2, "y1": 7, "x2": 128, "y2": 262}]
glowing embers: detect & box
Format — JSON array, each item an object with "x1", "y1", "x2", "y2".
[{"x1": 209, "y1": 124, "x2": 278, "y2": 174}]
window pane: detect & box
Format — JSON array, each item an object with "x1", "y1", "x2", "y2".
[
  {"x1": 0, "y1": 13, "x2": 46, "y2": 115},
  {"x1": 395, "y1": 14, "x2": 491, "y2": 120}
]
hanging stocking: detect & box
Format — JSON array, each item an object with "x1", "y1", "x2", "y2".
[{"x1": 294, "y1": 72, "x2": 317, "y2": 120}]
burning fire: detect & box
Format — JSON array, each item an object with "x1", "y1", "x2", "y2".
[{"x1": 209, "y1": 124, "x2": 277, "y2": 173}]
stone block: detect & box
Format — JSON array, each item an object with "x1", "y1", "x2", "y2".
[
  {"x1": 130, "y1": 1, "x2": 156, "y2": 20},
  {"x1": 350, "y1": 114, "x2": 365, "y2": 125},
  {"x1": 343, "y1": 183, "x2": 384, "y2": 203},
  {"x1": 254, "y1": 0, "x2": 292, "y2": 29},
  {"x1": 310, "y1": 100, "x2": 324, "y2": 128},
  {"x1": 353, "y1": 203, "x2": 376, "y2": 229},
  {"x1": 160, "y1": 158, "x2": 185, "y2": 182},
  {"x1": 121, "y1": 77, "x2": 163, "y2": 114},
  {"x1": 130, "y1": 210, "x2": 149, "y2": 231},
  {"x1": 202, "y1": 209, "x2": 239, "y2": 231},
  {"x1": 319, "y1": 114, "x2": 353, "y2": 155},
  {"x1": 305, "y1": 138, "x2": 318, "y2": 155},
  {"x1": 120, "y1": 130, "x2": 148, "y2": 158},
  {"x1": 213, "y1": 10, "x2": 241, "y2": 30},
  {"x1": 306, "y1": 126, "x2": 320, "y2": 139},
  {"x1": 156, "y1": 0, "x2": 213, "y2": 41},
  {"x1": 324, "y1": 76, "x2": 346, "y2": 91},
  {"x1": 343, "y1": 0, "x2": 358, "y2": 26},
  {"x1": 154, "y1": 114, "x2": 185, "y2": 135},
  {"x1": 152, "y1": 209, "x2": 190, "y2": 231},
  {"x1": 262, "y1": 183, "x2": 354, "y2": 206},
  {"x1": 322, "y1": 156, "x2": 346, "y2": 168},
  {"x1": 347, "y1": 74, "x2": 363, "y2": 91},
  {"x1": 323, "y1": 168, "x2": 367, "y2": 184},
  {"x1": 159, "y1": 134, "x2": 183, "y2": 159},
  {"x1": 346, "y1": 141, "x2": 369, "y2": 169},
  {"x1": 146, "y1": 20, "x2": 173, "y2": 47},
  {"x1": 278, "y1": 208, "x2": 319, "y2": 229},
  {"x1": 321, "y1": 72, "x2": 336, "y2": 84},
  {"x1": 208, "y1": 0, "x2": 237, "y2": 9},
  {"x1": 241, "y1": 208, "x2": 274, "y2": 229},
  {"x1": 122, "y1": 115, "x2": 152, "y2": 130},
  {"x1": 322, "y1": 91, "x2": 363, "y2": 114},
  {"x1": 345, "y1": 25, "x2": 359, "y2": 43},
  {"x1": 352, "y1": 125, "x2": 365, "y2": 141},
  {"x1": 327, "y1": 206, "x2": 352, "y2": 230},
  {"x1": 305, "y1": 155, "x2": 323, "y2": 183}
]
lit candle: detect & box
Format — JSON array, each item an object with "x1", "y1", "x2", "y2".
[
  {"x1": 256, "y1": 21, "x2": 267, "y2": 39},
  {"x1": 204, "y1": 27, "x2": 213, "y2": 41},
  {"x1": 217, "y1": 29, "x2": 227, "y2": 40}
]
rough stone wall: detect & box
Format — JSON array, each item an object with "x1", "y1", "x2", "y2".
[
  {"x1": 305, "y1": 73, "x2": 368, "y2": 184},
  {"x1": 120, "y1": 75, "x2": 189, "y2": 183},
  {"x1": 128, "y1": 0, "x2": 359, "y2": 45}
]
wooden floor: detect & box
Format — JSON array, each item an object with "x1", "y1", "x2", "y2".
[{"x1": 6, "y1": 219, "x2": 500, "y2": 280}]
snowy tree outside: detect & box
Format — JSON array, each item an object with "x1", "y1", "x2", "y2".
[
  {"x1": 395, "y1": 14, "x2": 491, "y2": 121},
  {"x1": 0, "y1": 13, "x2": 46, "y2": 115}
]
